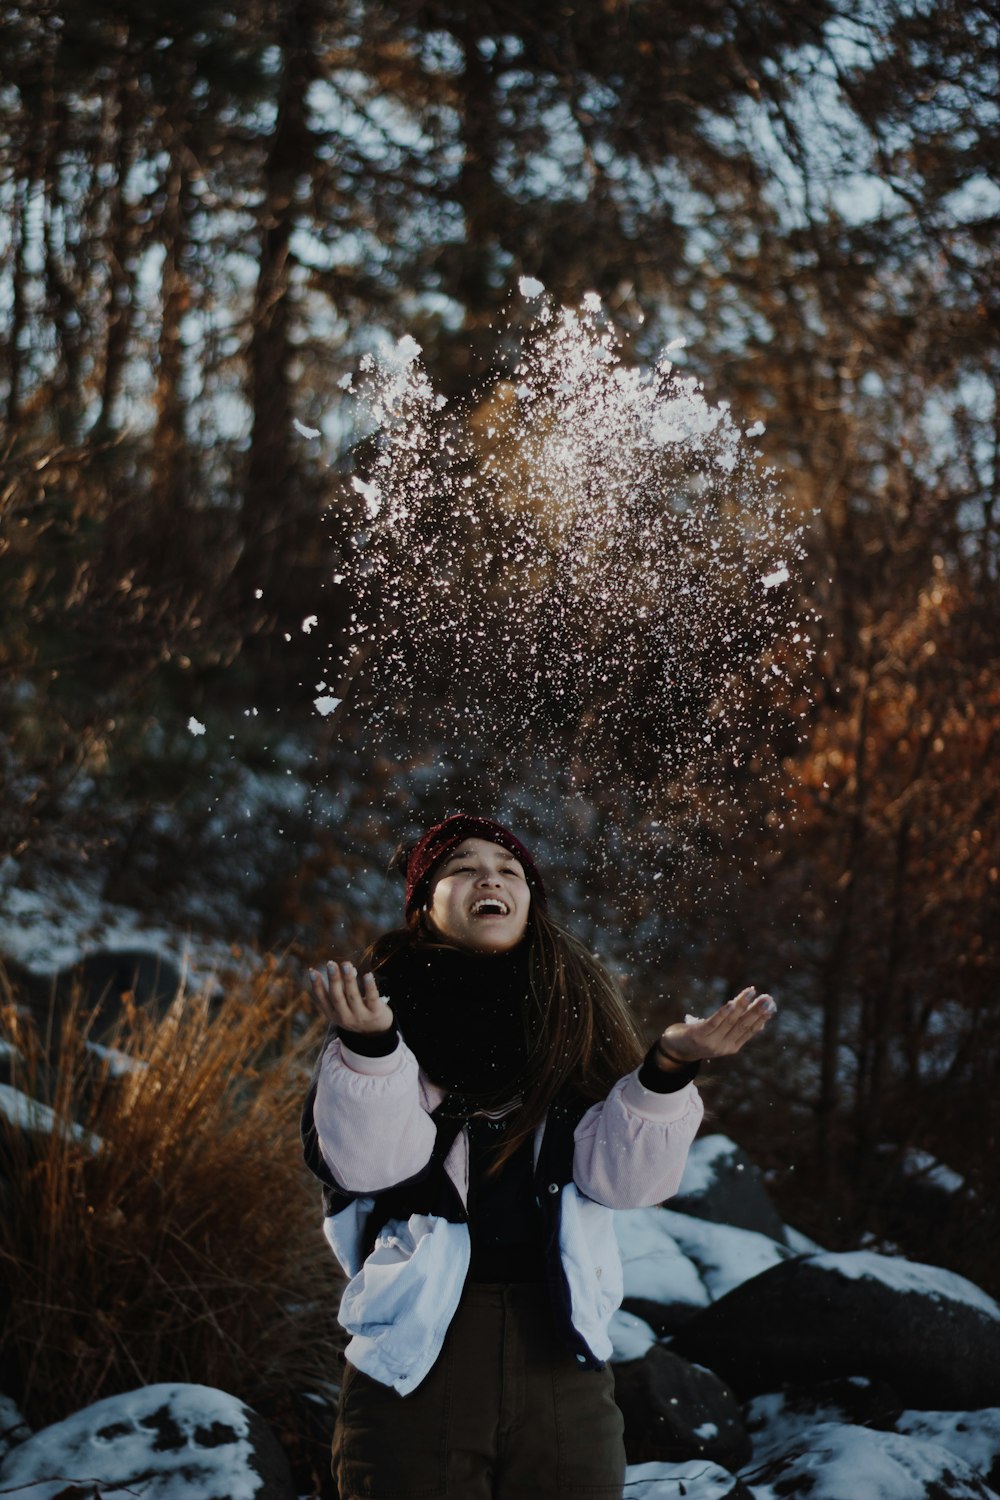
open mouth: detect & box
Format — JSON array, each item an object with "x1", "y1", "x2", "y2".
[{"x1": 470, "y1": 898, "x2": 510, "y2": 918}]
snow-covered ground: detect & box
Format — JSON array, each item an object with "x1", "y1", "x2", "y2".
[{"x1": 0, "y1": 855, "x2": 234, "y2": 984}]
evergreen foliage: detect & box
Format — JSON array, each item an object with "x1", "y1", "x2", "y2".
[{"x1": 1, "y1": 0, "x2": 997, "y2": 1304}]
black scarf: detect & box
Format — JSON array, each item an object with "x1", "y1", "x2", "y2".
[{"x1": 374, "y1": 941, "x2": 535, "y2": 1102}]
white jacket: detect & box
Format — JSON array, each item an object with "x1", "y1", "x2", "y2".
[{"x1": 306, "y1": 1034, "x2": 704, "y2": 1395}]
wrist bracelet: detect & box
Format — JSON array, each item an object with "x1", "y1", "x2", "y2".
[{"x1": 656, "y1": 1041, "x2": 688, "y2": 1067}]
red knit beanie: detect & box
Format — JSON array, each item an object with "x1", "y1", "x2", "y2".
[{"x1": 404, "y1": 814, "x2": 546, "y2": 916}]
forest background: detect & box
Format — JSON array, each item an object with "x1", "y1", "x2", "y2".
[{"x1": 0, "y1": 0, "x2": 998, "y2": 1442}]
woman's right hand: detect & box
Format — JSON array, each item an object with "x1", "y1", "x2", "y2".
[{"x1": 308, "y1": 960, "x2": 394, "y2": 1033}]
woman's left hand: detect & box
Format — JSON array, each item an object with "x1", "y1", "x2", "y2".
[{"x1": 655, "y1": 986, "x2": 776, "y2": 1069}]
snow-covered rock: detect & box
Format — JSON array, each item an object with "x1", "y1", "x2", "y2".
[
  {"x1": 612, "y1": 1344, "x2": 751, "y2": 1471},
  {"x1": 674, "y1": 1133, "x2": 789, "y2": 1243},
  {"x1": 743, "y1": 1379, "x2": 903, "y2": 1467},
  {"x1": 609, "y1": 1307, "x2": 657, "y2": 1362},
  {"x1": 656, "y1": 1207, "x2": 795, "y2": 1301},
  {"x1": 615, "y1": 1202, "x2": 794, "y2": 1330},
  {"x1": 895, "y1": 1409, "x2": 1000, "y2": 1492},
  {"x1": 0, "y1": 1396, "x2": 30, "y2": 1463},
  {"x1": 625, "y1": 1457, "x2": 754, "y2": 1498},
  {"x1": 672, "y1": 1250, "x2": 1000, "y2": 1409},
  {"x1": 0, "y1": 1083, "x2": 102, "y2": 1153},
  {"x1": 3, "y1": 947, "x2": 184, "y2": 1035},
  {"x1": 743, "y1": 1421, "x2": 1000, "y2": 1500},
  {"x1": 0, "y1": 1383, "x2": 294, "y2": 1499},
  {"x1": 615, "y1": 1205, "x2": 710, "y2": 1328}
]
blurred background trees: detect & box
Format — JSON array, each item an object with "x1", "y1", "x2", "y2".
[{"x1": 1, "y1": 0, "x2": 997, "y2": 1280}]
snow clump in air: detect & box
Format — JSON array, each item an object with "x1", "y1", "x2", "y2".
[{"x1": 313, "y1": 289, "x2": 812, "y2": 906}]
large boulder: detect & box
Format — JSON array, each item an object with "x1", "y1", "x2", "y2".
[
  {"x1": 744, "y1": 1422, "x2": 1000, "y2": 1500},
  {"x1": 0, "y1": 1383, "x2": 294, "y2": 1500},
  {"x1": 672, "y1": 1133, "x2": 789, "y2": 1243},
  {"x1": 672, "y1": 1250, "x2": 1000, "y2": 1409},
  {"x1": 612, "y1": 1344, "x2": 751, "y2": 1471}
]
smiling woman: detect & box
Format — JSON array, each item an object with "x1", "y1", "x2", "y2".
[
  {"x1": 301, "y1": 813, "x2": 775, "y2": 1500},
  {"x1": 425, "y1": 838, "x2": 532, "y2": 951}
]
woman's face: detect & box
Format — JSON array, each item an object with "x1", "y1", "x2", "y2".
[{"x1": 426, "y1": 838, "x2": 532, "y2": 953}]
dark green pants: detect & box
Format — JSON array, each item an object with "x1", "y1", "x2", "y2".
[{"x1": 333, "y1": 1281, "x2": 626, "y2": 1499}]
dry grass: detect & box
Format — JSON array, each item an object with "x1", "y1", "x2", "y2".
[{"x1": 0, "y1": 960, "x2": 344, "y2": 1444}]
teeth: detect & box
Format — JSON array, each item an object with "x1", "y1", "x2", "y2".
[{"x1": 472, "y1": 899, "x2": 509, "y2": 916}]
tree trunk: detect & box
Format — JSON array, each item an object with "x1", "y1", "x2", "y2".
[
  {"x1": 95, "y1": 46, "x2": 142, "y2": 439},
  {"x1": 152, "y1": 128, "x2": 191, "y2": 529},
  {"x1": 239, "y1": 0, "x2": 318, "y2": 604}
]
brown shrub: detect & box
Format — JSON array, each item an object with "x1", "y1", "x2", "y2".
[{"x1": 0, "y1": 962, "x2": 344, "y2": 1440}]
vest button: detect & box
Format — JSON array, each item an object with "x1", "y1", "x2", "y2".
[{"x1": 548, "y1": 1182, "x2": 559, "y2": 1194}]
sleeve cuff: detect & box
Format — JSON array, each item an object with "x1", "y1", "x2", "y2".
[
  {"x1": 337, "y1": 1024, "x2": 402, "y2": 1073},
  {"x1": 638, "y1": 1041, "x2": 700, "y2": 1094}
]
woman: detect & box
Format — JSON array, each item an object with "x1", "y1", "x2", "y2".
[{"x1": 302, "y1": 813, "x2": 775, "y2": 1499}]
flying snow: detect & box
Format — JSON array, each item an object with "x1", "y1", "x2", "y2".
[
  {"x1": 314, "y1": 695, "x2": 342, "y2": 717},
  {"x1": 309, "y1": 293, "x2": 813, "y2": 911}
]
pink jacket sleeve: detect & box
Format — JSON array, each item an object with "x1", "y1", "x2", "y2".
[
  {"x1": 311, "y1": 1035, "x2": 437, "y2": 1193},
  {"x1": 572, "y1": 1071, "x2": 704, "y2": 1209}
]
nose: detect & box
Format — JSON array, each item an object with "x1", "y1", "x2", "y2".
[{"x1": 476, "y1": 870, "x2": 502, "y2": 886}]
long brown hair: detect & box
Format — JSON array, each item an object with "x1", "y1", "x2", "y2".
[{"x1": 358, "y1": 902, "x2": 646, "y2": 1174}]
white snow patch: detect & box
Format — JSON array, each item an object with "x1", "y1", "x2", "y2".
[
  {"x1": 761, "y1": 564, "x2": 790, "y2": 589},
  {"x1": 626, "y1": 1458, "x2": 744, "y2": 1498},
  {"x1": 519, "y1": 275, "x2": 545, "y2": 299},
  {"x1": 187, "y1": 716, "x2": 206, "y2": 736},
  {"x1": 314, "y1": 695, "x2": 342, "y2": 717},
  {"x1": 743, "y1": 1388, "x2": 875, "y2": 1468},
  {"x1": 608, "y1": 1308, "x2": 656, "y2": 1362},
  {"x1": 807, "y1": 1250, "x2": 1000, "y2": 1321},
  {"x1": 0, "y1": 1084, "x2": 102, "y2": 1153},
  {"x1": 0, "y1": 1393, "x2": 30, "y2": 1461},
  {"x1": 293, "y1": 417, "x2": 321, "y2": 438},
  {"x1": 614, "y1": 1207, "x2": 710, "y2": 1308},
  {"x1": 745, "y1": 1421, "x2": 994, "y2": 1500},
  {"x1": 85, "y1": 1041, "x2": 147, "y2": 1078},
  {"x1": 301, "y1": 614, "x2": 319, "y2": 633},
  {"x1": 0, "y1": 860, "x2": 230, "y2": 983},
  {"x1": 0, "y1": 1384, "x2": 261, "y2": 1500},
  {"x1": 677, "y1": 1132, "x2": 739, "y2": 1197},
  {"x1": 658, "y1": 1208, "x2": 793, "y2": 1300},
  {"x1": 902, "y1": 1147, "x2": 965, "y2": 1195},
  {"x1": 895, "y1": 1407, "x2": 1000, "y2": 1481},
  {"x1": 783, "y1": 1223, "x2": 825, "y2": 1254}
]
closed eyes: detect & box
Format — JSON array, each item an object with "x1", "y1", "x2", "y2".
[{"x1": 449, "y1": 863, "x2": 523, "y2": 878}]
